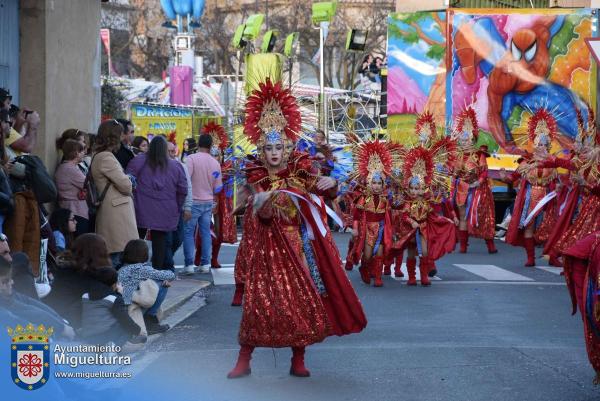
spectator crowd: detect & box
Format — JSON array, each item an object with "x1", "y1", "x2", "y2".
[{"x1": 0, "y1": 87, "x2": 223, "y2": 351}]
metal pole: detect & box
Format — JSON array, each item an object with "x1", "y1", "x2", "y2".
[
  {"x1": 288, "y1": 58, "x2": 293, "y2": 89},
  {"x1": 350, "y1": 53, "x2": 357, "y2": 94},
  {"x1": 319, "y1": 23, "x2": 325, "y2": 135},
  {"x1": 266, "y1": 0, "x2": 269, "y2": 30},
  {"x1": 177, "y1": 15, "x2": 183, "y2": 33},
  {"x1": 233, "y1": 50, "x2": 242, "y2": 111}
]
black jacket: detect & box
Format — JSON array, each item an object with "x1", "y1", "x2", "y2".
[
  {"x1": 114, "y1": 143, "x2": 135, "y2": 170},
  {"x1": 0, "y1": 167, "x2": 14, "y2": 215}
]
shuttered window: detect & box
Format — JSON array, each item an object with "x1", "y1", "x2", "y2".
[{"x1": 0, "y1": 0, "x2": 19, "y2": 104}]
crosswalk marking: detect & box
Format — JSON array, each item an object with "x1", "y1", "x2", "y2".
[
  {"x1": 390, "y1": 263, "x2": 441, "y2": 281},
  {"x1": 535, "y1": 266, "x2": 563, "y2": 275},
  {"x1": 210, "y1": 267, "x2": 235, "y2": 285},
  {"x1": 453, "y1": 264, "x2": 534, "y2": 281},
  {"x1": 178, "y1": 263, "x2": 562, "y2": 285}
]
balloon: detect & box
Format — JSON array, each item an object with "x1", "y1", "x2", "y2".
[
  {"x1": 160, "y1": 0, "x2": 176, "y2": 20},
  {"x1": 173, "y1": 0, "x2": 192, "y2": 15},
  {"x1": 192, "y1": 0, "x2": 205, "y2": 19}
]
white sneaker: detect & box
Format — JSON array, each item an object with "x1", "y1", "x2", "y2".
[
  {"x1": 181, "y1": 265, "x2": 196, "y2": 275},
  {"x1": 195, "y1": 264, "x2": 211, "y2": 274}
]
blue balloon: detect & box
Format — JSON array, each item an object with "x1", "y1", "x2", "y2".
[
  {"x1": 173, "y1": 0, "x2": 192, "y2": 15},
  {"x1": 160, "y1": 0, "x2": 176, "y2": 19},
  {"x1": 192, "y1": 0, "x2": 205, "y2": 19}
]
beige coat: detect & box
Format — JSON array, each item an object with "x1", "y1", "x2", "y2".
[{"x1": 91, "y1": 151, "x2": 138, "y2": 254}]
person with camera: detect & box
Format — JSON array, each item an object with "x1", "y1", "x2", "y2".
[
  {"x1": 1, "y1": 88, "x2": 40, "y2": 156},
  {"x1": 0, "y1": 110, "x2": 14, "y2": 233}
]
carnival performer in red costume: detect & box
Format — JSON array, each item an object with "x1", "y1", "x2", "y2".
[
  {"x1": 552, "y1": 124, "x2": 600, "y2": 257},
  {"x1": 394, "y1": 142, "x2": 456, "y2": 286},
  {"x1": 562, "y1": 231, "x2": 600, "y2": 384},
  {"x1": 193, "y1": 122, "x2": 237, "y2": 269},
  {"x1": 383, "y1": 180, "x2": 406, "y2": 278},
  {"x1": 227, "y1": 79, "x2": 367, "y2": 379},
  {"x1": 346, "y1": 140, "x2": 398, "y2": 287},
  {"x1": 500, "y1": 109, "x2": 562, "y2": 267},
  {"x1": 451, "y1": 107, "x2": 497, "y2": 254},
  {"x1": 382, "y1": 112, "x2": 440, "y2": 279},
  {"x1": 542, "y1": 108, "x2": 595, "y2": 267}
]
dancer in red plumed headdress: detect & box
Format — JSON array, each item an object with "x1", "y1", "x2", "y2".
[{"x1": 227, "y1": 79, "x2": 367, "y2": 379}]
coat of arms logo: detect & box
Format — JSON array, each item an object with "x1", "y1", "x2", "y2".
[{"x1": 7, "y1": 323, "x2": 53, "y2": 390}]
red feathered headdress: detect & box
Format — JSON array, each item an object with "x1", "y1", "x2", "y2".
[
  {"x1": 202, "y1": 121, "x2": 228, "y2": 150},
  {"x1": 355, "y1": 140, "x2": 393, "y2": 182},
  {"x1": 527, "y1": 109, "x2": 557, "y2": 147},
  {"x1": 403, "y1": 146, "x2": 434, "y2": 187},
  {"x1": 415, "y1": 111, "x2": 437, "y2": 143},
  {"x1": 453, "y1": 107, "x2": 479, "y2": 142},
  {"x1": 243, "y1": 78, "x2": 302, "y2": 145}
]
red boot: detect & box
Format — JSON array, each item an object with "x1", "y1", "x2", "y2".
[
  {"x1": 394, "y1": 250, "x2": 404, "y2": 277},
  {"x1": 486, "y1": 239, "x2": 498, "y2": 254},
  {"x1": 359, "y1": 258, "x2": 371, "y2": 284},
  {"x1": 427, "y1": 258, "x2": 438, "y2": 278},
  {"x1": 419, "y1": 257, "x2": 431, "y2": 286},
  {"x1": 459, "y1": 230, "x2": 469, "y2": 253},
  {"x1": 211, "y1": 241, "x2": 222, "y2": 269},
  {"x1": 372, "y1": 256, "x2": 384, "y2": 287},
  {"x1": 290, "y1": 346, "x2": 310, "y2": 377},
  {"x1": 227, "y1": 344, "x2": 254, "y2": 378},
  {"x1": 231, "y1": 283, "x2": 244, "y2": 306},
  {"x1": 383, "y1": 256, "x2": 392, "y2": 276},
  {"x1": 394, "y1": 254, "x2": 404, "y2": 278},
  {"x1": 524, "y1": 237, "x2": 536, "y2": 267},
  {"x1": 406, "y1": 257, "x2": 417, "y2": 286},
  {"x1": 549, "y1": 254, "x2": 563, "y2": 267},
  {"x1": 345, "y1": 239, "x2": 355, "y2": 271}
]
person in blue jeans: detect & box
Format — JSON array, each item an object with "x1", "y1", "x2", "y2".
[{"x1": 182, "y1": 133, "x2": 222, "y2": 274}]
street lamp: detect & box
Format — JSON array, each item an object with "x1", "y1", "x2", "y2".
[
  {"x1": 261, "y1": 30, "x2": 279, "y2": 53},
  {"x1": 345, "y1": 29, "x2": 368, "y2": 93},
  {"x1": 311, "y1": 1, "x2": 337, "y2": 138},
  {"x1": 230, "y1": 14, "x2": 265, "y2": 111}
]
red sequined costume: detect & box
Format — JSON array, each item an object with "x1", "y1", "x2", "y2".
[
  {"x1": 543, "y1": 164, "x2": 579, "y2": 266},
  {"x1": 348, "y1": 190, "x2": 392, "y2": 287},
  {"x1": 393, "y1": 143, "x2": 457, "y2": 286},
  {"x1": 228, "y1": 79, "x2": 366, "y2": 379},
  {"x1": 450, "y1": 107, "x2": 497, "y2": 253},
  {"x1": 384, "y1": 187, "x2": 407, "y2": 278},
  {"x1": 553, "y1": 117, "x2": 600, "y2": 258},
  {"x1": 345, "y1": 140, "x2": 398, "y2": 287},
  {"x1": 503, "y1": 109, "x2": 561, "y2": 267},
  {"x1": 562, "y1": 231, "x2": 600, "y2": 384}
]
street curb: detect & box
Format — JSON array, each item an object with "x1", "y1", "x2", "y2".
[{"x1": 158, "y1": 278, "x2": 212, "y2": 320}]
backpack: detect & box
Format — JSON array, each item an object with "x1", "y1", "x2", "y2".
[
  {"x1": 13, "y1": 155, "x2": 57, "y2": 203},
  {"x1": 83, "y1": 154, "x2": 112, "y2": 219}
]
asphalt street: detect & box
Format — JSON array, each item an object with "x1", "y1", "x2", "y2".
[{"x1": 123, "y1": 233, "x2": 599, "y2": 401}]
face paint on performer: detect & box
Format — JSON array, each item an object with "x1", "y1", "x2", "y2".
[{"x1": 263, "y1": 129, "x2": 285, "y2": 168}]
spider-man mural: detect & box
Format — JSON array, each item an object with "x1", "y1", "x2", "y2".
[{"x1": 451, "y1": 12, "x2": 594, "y2": 153}]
